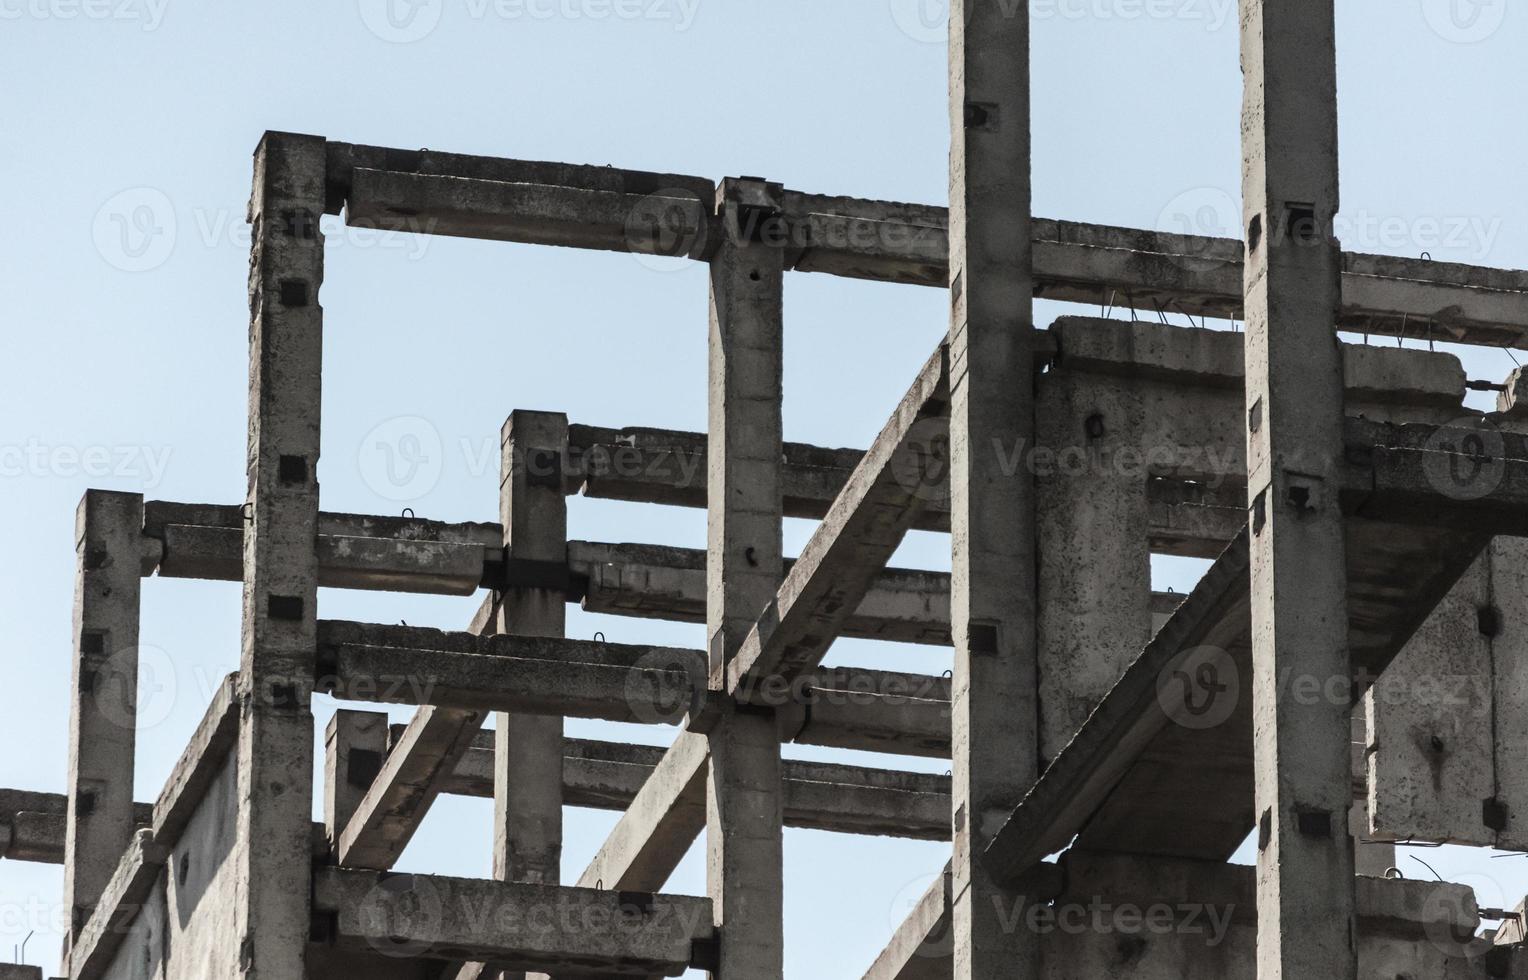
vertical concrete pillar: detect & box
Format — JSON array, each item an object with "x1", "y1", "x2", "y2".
[
  {"x1": 324, "y1": 710, "x2": 388, "y2": 852},
  {"x1": 237, "y1": 130, "x2": 326, "y2": 980},
  {"x1": 704, "y1": 177, "x2": 785, "y2": 979},
  {"x1": 946, "y1": 2, "x2": 1038, "y2": 977},
  {"x1": 1239, "y1": 5, "x2": 1357, "y2": 978},
  {"x1": 64, "y1": 491, "x2": 143, "y2": 950},
  {"x1": 494, "y1": 411, "x2": 568, "y2": 889},
  {"x1": 1035, "y1": 379, "x2": 1151, "y2": 760}
]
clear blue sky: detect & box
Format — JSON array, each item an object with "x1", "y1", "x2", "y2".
[{"x1": 2, "y1": 1, "x2": 1526, "y2": 974}]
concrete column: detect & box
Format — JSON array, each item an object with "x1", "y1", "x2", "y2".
[
  {"x1": 324, "y1": 710, "x2": 388, "y2": 851},
  {"x1": 1035, "y1": 380, "x2": 1151, "y2": 761},
  {"x1": 63, "y1": 491, "x2": 143, "y2": 949},
  {"x1": 946, "y1": 2, "x2": 1038, "y2": 977},
  {"x1": 237, "y1": 130, "x2": 326, "y2": 980},
  {"x1": 494, "y1": 411, "x2": 568, "y2": 888},
  {"x1": 705, "y1": 177, "x2": 785, "y2": 979},
  {"x1": 1239, "y1": 5, "x2": 1357, "y2": 978}
]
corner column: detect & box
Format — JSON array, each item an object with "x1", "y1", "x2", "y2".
[
  {"x1": 1239, "y1": 4, "x2": 1357, "y2": 978},
  {"x1": 705, "y1": 177, "x2": 786, "y2": 979},
  {"x1": 238, "y1": 130, "x2": 327, "y2": 980},
  {"x1": 63, "y1": 490, "x2": 143, "y2": 953},
  {"x1": 946, "y1": 2, "x2": 1040, "y2": 978}
]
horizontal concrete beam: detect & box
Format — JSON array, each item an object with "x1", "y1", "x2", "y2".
[
  {"x1": 313, "y1": 867, "x2": 714, "y2": 974},
  {"x1": 572, "y1": 540, "x2": 955, "y2": 646},
  {"x1": 0, "y1": 790, "x2": 151, "y2": 866},
  {"x1": 317, "y1": 621, "x2": 953, "y2": 756},
  {"x1": 430, "y1": 730, "x2": 952, "y2": 840},
  {"x1": 325, "y1": 141, "x2": 1528, "y2": 347},
  {"x1": 863, "y1": 849, "x2": 1489, "y2": 979},
  {"x1": 144, "y1": 501, "x2": 498, "y2": 595}
]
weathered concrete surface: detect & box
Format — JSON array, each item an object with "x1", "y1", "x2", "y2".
[
  {"x1": 865, "y1": 849, "x2": 1497, "y2": 979},
  {"x1": 944, "y1": 2, "x2": 1039, "y2": 978},
  {"x1": 320, "y1": 620, "x2": 954, "y2": 755},
  {"x1": 65, "y1": 491, "x2": 144, "y2": 947},
  {"x1": 861, "y1": 866, "x2": 951, "y2": 980},
  {"x1": 726, "y1": 343, "x2": 948, "y2": 698},
  {"x1": 986, "y1": 416, "x2": 1528, "y2": 878},
  {"x1": 705, "y1": 177, "x2": 787, "y2": 980},
  {"x1": 329, "y1": 138, "x2": 1528, "y2": 346},
  {"x1": 237, "y1": 129, "x2": 326, "y2": 980},
  {"x1": 573, "y1": 540, "x2": 952, "y2": 645},
  {"x1": 1492, "y1": 537, "x2": 1528, "y2": 851},
  {"x1": 478, "y1": 412, "x2": 570, "y2": 980},
  {"x1": 324, "y1": 710, "x2": 389, "y2": 850},
  {"x1": 314, "y1": 868, "x2": 713, "y2": 975},
  {"x1": 494, "y1": 411, "x2": 569, "y2": 893},
  {"x1": 441, "y1": 733, "x2": 950, "y2": 839},
  {"x1": 69, "y1": 830, "x2": 169, "y2": 980},
  {"x1": 1240, "y1": 4, "x2": 1356, "y2": 975},
  {"x1": 334, "y1": 595, "x2": 500, "y2": 873}
]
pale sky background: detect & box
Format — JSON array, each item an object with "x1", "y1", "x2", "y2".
[{"x1": 2, "y1": 0, "x2": 1527, "y2": 975}]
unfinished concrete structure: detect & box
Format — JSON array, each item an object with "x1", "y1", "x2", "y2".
[{"x1": 7, "y1": 2, "x2": 1528, "y2": 976}]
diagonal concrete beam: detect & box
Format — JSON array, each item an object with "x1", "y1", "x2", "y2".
[
  {"x1": 335, "y1": 595, "x2": 499, "y2": 870},
  {"x1": 725, "y1": 344, "x2": 949, "y2": 700},
  {"x1": 575, "y1": 731, "x2": 709, "y2": 894},
  {"x1": 862, "y1": 865, "x2": 952, "y2": 980}
]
